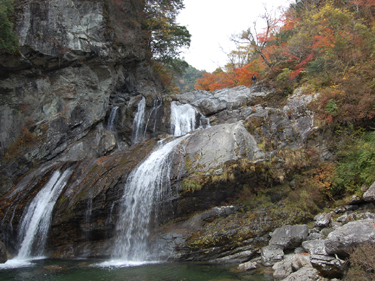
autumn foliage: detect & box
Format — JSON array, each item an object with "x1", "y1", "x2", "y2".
[{"x1": 195, "y1": 0, "x2": 375, "y2": 126}]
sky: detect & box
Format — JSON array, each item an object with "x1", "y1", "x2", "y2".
[{"x1": 177, "y1": 0, "x2": 291, "y2": 72}]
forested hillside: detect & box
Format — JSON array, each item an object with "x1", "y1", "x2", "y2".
[{"x1": 194, "y1": 0, "x2": 375, "y2": 201}]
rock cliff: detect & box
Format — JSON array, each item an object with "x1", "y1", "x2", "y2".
[{"x1": 1, "y1": 3, "x2": 367, "y2": 278}]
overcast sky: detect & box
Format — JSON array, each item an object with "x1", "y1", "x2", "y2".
[{"x1": 177, "y1": 0, "x2": 291, "y2": 72}]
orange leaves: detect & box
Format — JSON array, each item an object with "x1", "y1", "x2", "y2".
[{"x1": 195, "y1": 72, "x2": 235, "y2": 92}]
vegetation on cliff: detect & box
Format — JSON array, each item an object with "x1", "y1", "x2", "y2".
[
  {"x1": 191, "y1": 0, "x2": 375, "y2": 202},
  {"x1": 0, "y1": 0, "x2": 18, "y2": 53}
]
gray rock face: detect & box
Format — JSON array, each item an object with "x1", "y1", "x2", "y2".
[
  {"x1": 364, "y1": 181, "x2": 375, "y2": 202},
  {"x1": 269, "y1": 225, "x2": 309, "y2": 250},
  {"x1": 310, "y1": 254, "x2": 346, "y2": 278},
  {"x1": 0, "y1": 0, "x2": 161, "y2": 193},
  {"x1": 184, "y1": 122, "x2": 263, "y2": 172},
  {"x1": 281, "y1": 267, "x2": 320, "y2": 281},
  {"x1": 261, "y1": 245, "x2": 284, "y2": 266},
  {"x1": 175, "y1": 85, "x2": 269, "y2": 116},
  {"x1": 302, "y1": 240, "x2": 327, "y2": 255},
  {"x1": 272, "y1": 254, "x2": 311, "y2": 280},
  {"x1": 314, "y1": 213, "x2": 332, "y2": 228},
  {"x1": 237, "y1": 260, "x2": 257, "y2": 272},
  {"x1": 0, "y1": 241, "x2": 7, "y2": 263},
  {"x1": 324, "y1": 219, "x2": 375, "y2": 255}
]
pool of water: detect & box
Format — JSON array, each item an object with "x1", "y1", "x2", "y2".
[{"x1": 0, "y1": 259, "x2": 274, "y2": 281}]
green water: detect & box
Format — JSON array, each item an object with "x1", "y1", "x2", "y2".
[{"x1": 0, "y1": 259, "x2": 273, "y2": 281}]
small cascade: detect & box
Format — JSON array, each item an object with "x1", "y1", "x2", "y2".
[
  {"x1": 15, "y1": 169, "x2": 72, "y2": 260},
  {"x1": 171, "y1": 102, "x2": 197, "y2": 136},
  {"x1": 110, "y1": 134, "x2": 189, "y2": 264},
  {"x1": 144, "y1": 98, "x2": 162, "y2": 138},
  {"x1": 107, "y1": 106, "x2": 121, "y2": 150},
  {"x1": 132, "y1": 97, "x2": 146, "y2": 144},
  {"x1": 171, "y1": 101, "x2": 209, "y2": 136}
]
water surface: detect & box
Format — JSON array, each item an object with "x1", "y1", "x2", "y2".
[{"x1": 0, "y1": 259, "x2": 273, "y2": 281}]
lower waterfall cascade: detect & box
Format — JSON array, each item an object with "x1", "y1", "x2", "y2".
[{"x1": 0, "y1": 169, "x2": 72, "y2": 268}]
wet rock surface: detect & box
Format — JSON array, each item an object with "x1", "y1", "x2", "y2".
[{"x1": 0, "y1": 241, "x2": 7, "y2": 264}]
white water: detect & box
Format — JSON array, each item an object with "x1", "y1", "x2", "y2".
[
  {"x1": 171, "y1": 102, "x2": 197, "y2": 137},
  {"x1": 144, "y1": 98, "x2": 162, "y2": 138},
  {"x1": 107, "y1": 106, "x2": 122, "y2": 150},
  {"x1": 132, "y1": 97, "x2": 146, "y2": 144},
  {"x1": 15, "y1": 169, "x2": 72, "y2": 261},
  {"x1": 103, "y1": 134, "x2": 189, "y2": 266},
  {"x1": 107, "y1": 106, "x2": 119, "y2": 132}
]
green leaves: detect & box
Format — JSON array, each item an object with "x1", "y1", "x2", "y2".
[{"x1": 0, "y1": 0, "x2": 18, "y2": 53}]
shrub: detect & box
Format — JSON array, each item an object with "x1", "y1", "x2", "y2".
[
  {"x1": 344, "y1": 242, "x2": 375, "y2": 281},
  {"x1": 0, "y1": 0, "x2": 18, "y2": 53}
]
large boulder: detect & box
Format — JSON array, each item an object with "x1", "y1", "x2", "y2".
[
  {"x1": 325, "y1": 219, "x2": 375, "y2": 255},
  {"x1": 184, "y1": 121, "x2": 263, "y2": 172},
  {"x1": 269, "y1": 225, "x2": 309, "y2": 250},
  {"x1": 272, "y1": 254, "x2": 311, "y2": 280},
  {"x1": 281, "y1": 267, "x2": 320, "y2": 281},
  {"x1": 310, "y1": 254, "x2": 346, "y2": 278},
  {"x1": 261, "y1": 245, "x2": 284, "y2": 266}
]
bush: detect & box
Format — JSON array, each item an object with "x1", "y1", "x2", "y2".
[
  {"x1": 0, "y1": 0, "x2": 18, "y2": 53},
  {"x1": 344, "y1": 242, "x2": 375, "y2": 281},
  {"x1": 332, "y1": 131, "x2": 375, "y2": 195}
]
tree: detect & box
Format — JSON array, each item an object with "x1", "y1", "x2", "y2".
[
  {"x1": 0, "y1": 0, "x2": 18, "y2": 53},
  {"x1": 143, "y1": 0, "x2": 191, "y2": 72}
]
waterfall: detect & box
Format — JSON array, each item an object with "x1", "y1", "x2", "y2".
[
  {"x1": 144, "y1": 98, "x2": 162, "y2": 138},
  {"x1": 107, "y1": 106, "x2": 121, "y2": 150},
  {"x1": 103, "y1": 134, "x2": 189, "y2": 266},
  {"x1": 171, "y1": 102, "x2": 197, "y2": 137},
  {"x1": 132, "y1": 97, "x2": 146, "y2": 144},
  {"x1": 107, "y1": 106, "x2": 119, "y2": 132},
  {"x1": 15, "y1": 169, "x2": 72, "y2": 260}
]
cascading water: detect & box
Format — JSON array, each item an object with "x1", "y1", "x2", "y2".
[
  {"x1": 107, "y1": 106, "x2": 121, "y2": 150},
  {"x1": 99, "y1": 100, "x2": 207, "y2": 267},
  {"x1": 144, "y1": 98, "x2": 162, "y2": 138},
  {"x1": 15, "y1": 169, "x2": 72, "y2": 261},
  {"x1": 132, "y1": 97, "x2": 146, "y2": 144},
  {"x1": 106, "y1": 135, "x2": 189, "y2": 266},
  {"x1": 170, "y1": 102, "x2": 197, "y2": 137}
]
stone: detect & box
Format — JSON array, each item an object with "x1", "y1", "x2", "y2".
[
  {"x1": 302, "y1": 240, "x2": 327, "y2": 255},
  {"x1": 325, "y1": 219, "x2": 375, "y2": 255},
  {"x1": 0, "y1": 241, "x2": 7, "y2": 263},
  {"x1": 314, "y1": 213, "x2": 331, "y2": 228},
  {"x1": 201, "y1": 206, "x2": 237, "y2": 222},
  {"x1": 310, "y1": 254, "x2": 346, "y2": 278},
  {"x1": 184, "y1": 122, "x2": 262, "y2": 172},
  {"x1": 237, "y1": 261, "x2": 257, "y2": 272},
  {"x1": 212, "y1": 250, "x2": 256, "y2": 263},
  {"x1": 272, "y1": 254, "x2": 311, "y2": 280},
  {"x1": 347, "y1": 195, "x2": 363, "y2": 205},
  {"x1": 269, "y1": 225, "x2": 309, "y2": 250},
  {"x1": 363, "y1": 181, "x2": 375, "y2": 202},
  {"x1": 261, "y1": 245, "x2": 284, "y2": 266},
  {"x1": 281, "y1": 267, "x2": 320, "y2": 281}
]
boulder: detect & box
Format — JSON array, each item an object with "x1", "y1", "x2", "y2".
[
  {"x1": 363, "y1": 181, "x2": 375, "y2": 202},
  {"x1": 0, "y1": 241, "x2": 7, "y2": 263},
  {"x1": 281, "y1": 267, "x2": 320, "y2": 281},
  {"x1": 302, "y1": 240, "x2": 327, "y2": 255},
  {"x1": 261, "y1": 245, "x2": 284, "y2": 266},
  {"x1": 272, "y1": 254, "x2": 311, "y2": 280},
  {"x1": 325, "y1": 219, "x2": 375, "y2": 255},
  {"x1": 269, "y1": 225, "x2": 309, "y2": 250},
  {"x1": 313, "y1": 213, "x2": 331, "y2": 228},
  {"x1": 310, "y1": 254, "x2": 346, "y2": 278},
  {"x1": 184, "y1": 122, "x2": 263, "y2": 172},
  {"x1": 237, "y1": 260, "x2": 257, "y2": 272}
]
